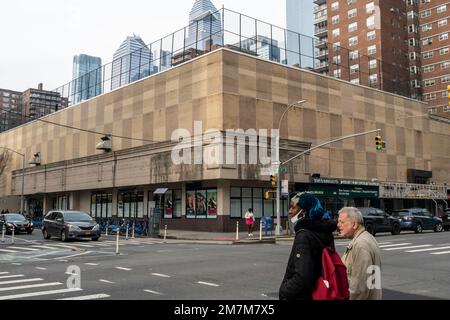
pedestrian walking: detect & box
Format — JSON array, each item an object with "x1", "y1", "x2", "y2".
[
  {"x1": 279, "y1": 192, "x2": 340, "y2": 300},
  {"x1": 338, "y1": 207, "x2": 382, "y2": 300},
  {"x1": 245, "y1": 208, "x2": 255, "y2": 237}
]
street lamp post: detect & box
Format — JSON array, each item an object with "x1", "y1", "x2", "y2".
[
  {"x1": 275, "y1": 100, "x2": 307, "y2": 236},
  {"x1": 0, "y1": 147, "x2": 25, "y2": 214}
]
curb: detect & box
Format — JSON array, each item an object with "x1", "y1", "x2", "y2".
[{"x1": 232, "y1": 239, "x2": 277, "y2": 245}]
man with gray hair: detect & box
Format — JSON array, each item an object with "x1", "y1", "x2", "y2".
[{"x1": 338, "y1": 207, "x2": 382, "y2": 300}]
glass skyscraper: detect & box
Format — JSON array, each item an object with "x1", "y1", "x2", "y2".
[
  {"x1": 111, "y1": 35, "x2": 152, "y2": 90},
  {"x1": 72, "y1": 54, "x2": 102, "y2": 104},
  {"x1": 187, "y1": 0, "x2": 222, "y2": 51},
  {"x1": 286, "y1": 0, "x2": 314, "y2": 67}
]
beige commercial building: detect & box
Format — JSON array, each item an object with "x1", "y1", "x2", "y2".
[{"x1": 0, "y1": 48, "x2": 449, "y2": 231}]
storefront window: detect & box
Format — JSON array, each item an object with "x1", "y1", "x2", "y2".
[
  {"x1": 186, "y1": 189, "x2": 218, "y2": 219},
  {"x1": 118, "y1": 190, "x2": 144, "y2": 219},
  {"x1": 230, "y1": 187, "x2": 288, "y2": 218},
  {"x1": 91, "y1": 193, "x2": 113, "y2": 218},
  {"x1": 149, "y1": 190, "x2": 182, "y2": 219}
]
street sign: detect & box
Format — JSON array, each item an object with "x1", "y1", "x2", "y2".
[{"x1": 282, "y1": 180, "x2": 289, "y2": 196}]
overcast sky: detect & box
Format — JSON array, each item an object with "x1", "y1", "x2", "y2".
[{"x1": 0, "y1": 0, "x2": 286, "y2": 92}]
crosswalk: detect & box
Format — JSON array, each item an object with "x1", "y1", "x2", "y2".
[
  {"x1": 336, "y1": 240, "x2": 450, "y2": 256},
  {"x1": 0, "y1": 271, "x2": 110, "y2": 300}
]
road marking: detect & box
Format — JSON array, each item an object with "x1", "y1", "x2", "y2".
[
  {"x1": 406, "y1": 246, "x2": 450, "y2": 253},
  {"x1": 430, "y1": 251, "x2": 450, "y2": 255},
  {"x1": 383, "y1": 245, "x2": 432, "y2": 251},
  {"x1": 0, "y1": 278, "x2": 43, "y2": 286},
  {"x1": 151, "y1": 273, "x2": 171, "y2": 278},
  {"x1": 115, "y1": 267, "x2": 132, "y2": 271},
  {"x1": 0, "y1": 282, "x2": 62, "y2": 292},
  {"x1": 0, "y1": 273, "x2": 9, "y2": 275},
  {"x1": 54, "y1": 251, "x2": 92, "y2": 260},
  {"x1": 8, "y1": 247, "x2": 40, "y2": 252},
  {"x1": 27, "y1": 251, "x2": 66, "y2": 259},
  {"x1": 197, "y1": 281, "x2": 220, "y2": 287},
  {"x1": 99, "y1": 279, "x2": 115, "y2": 284},
  {"x1": 58, "y1": 293, "x2": 110, "y2": 300},
  {"x1": 71, "y1": 244, "x2": 94, "y2": 248},
  {"x1": 0, "y1": 275, "x2": 24, "y2": 280},
  {"x1": 0, "y1": 288, "x2": 82, "y2": 300},
  {"x1": 11, "y1": 263, "x2": 22, "y2": 266},
  {"x1": 31, "y1": 245, "x2": 62, "y2": 250},
  {"x1": 58, "y1": 260, "x2": 69, "y2": 263},
  {"x1": 379, "y1": 243, "x2": 412, "y2": 248},
  {"x1": 377, "y1": 242, "x2": 393, "y2": 245},
  {"x1": 157, "y1": 250, "x2": 172, "y2": 253},
  {"x1": 144, "y1": 290, "x2": 163, "y2": 296},
  {"x1": 46, "y1": 244, "x2": 78, "y2": 250},
  {"x1": 36, "y1": 267, "x2": 47, "y2": 270},
  {"x1": 85, "y1": 263, "x2": 99, "y2": 266},
  {"x1": 0, "y1": 249, "x2": 19, "y2": 253}
]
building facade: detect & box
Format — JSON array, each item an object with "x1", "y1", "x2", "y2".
[
  {"x1": 1, "y1": 49, "x2": 449, "y2": 231},
  {"x1": 239, "y1": 36, "x2": 281, "y2": 62},
  {"x1": 111, "y1": 35, "x2": 152, "y2": 90},
  {"x1": 0, "y1": 89, "x2": 22, "y2": 132},
  {"x1": 21, "y1": 84, "x2": 69, "y2": 120},
  {"x1": 187, "y1": 0, "x2": 222, "y2": 51},
  {"x1": 72, "y1": 54, "x2": 102, "y2": 104}
]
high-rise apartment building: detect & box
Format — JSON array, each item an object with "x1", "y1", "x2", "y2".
[
  {"x1": 21, "y1": 84, "x2": 69, "y2": 120},
  {"x1": 416, "y1": 0, "x2": 450, "y2": 118},
  {"x1": 312, "y1": 0, "x2": 450, "y2": 119},
  {"x1": 72, "y1": 54, "x2": 102, "y2": 104},
  {"x1": 0, "y1": 84, "x2": 68, "y2": 132},
  {"x1": 111, "y1": 35, "x2": 152, "y2": 90},
  {"x1": 0, "y1": 89, "x2": 22, "y2": 132},
  {"x1": 187, "y1": 0, "x2": 222, "y2": 51}
]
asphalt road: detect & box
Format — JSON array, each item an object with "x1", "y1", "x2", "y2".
[{"x1": 0, "y1": 229, "x2": 449, "y2": 300}]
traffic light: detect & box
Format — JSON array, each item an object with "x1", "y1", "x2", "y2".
[
  {"x1": 264, "y1": 191, "x2": 271, "y2": 200},
  {"x1": 375, "y1": 135, "x2": 383, "y2": 151},
  {"x1": 270, "y1": 174, "x2": 277, "y2": 189}
]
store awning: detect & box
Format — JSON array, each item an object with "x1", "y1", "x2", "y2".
[{"x1": 154, "y1": 188, "x2": 169, "y2": 195}]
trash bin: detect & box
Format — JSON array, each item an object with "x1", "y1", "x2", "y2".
[{"x1": 261, "y1": 217, "x2": 273, "y2": 235}]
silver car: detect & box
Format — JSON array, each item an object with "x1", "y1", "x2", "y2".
[{"x1": 42, "y1": 211, "x2": 101, "y2": 242}]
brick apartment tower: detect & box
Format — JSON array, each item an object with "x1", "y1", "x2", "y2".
[{"x1": 314, "y1": 0, "x2": 450, "y2": 120}]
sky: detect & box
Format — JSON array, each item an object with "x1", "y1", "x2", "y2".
[{"x1": 0, "y1": 0, "x2": 286, "y2": 92}]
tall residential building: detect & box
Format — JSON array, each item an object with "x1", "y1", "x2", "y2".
[
  {"x1": 187, "y1": 0, "x2": 222, "y2": 51},
  {"x1": 111, "y1": 35, "x2": 152, "y2": 90},
  {"x1": 320, "y1": 1, "x2": 412, "y2": 97},
  {"x1": 286, "y1": 0, "x2": 315, "y2": 67},
  {"x1": 72, "y1": 54, "x2": 102, "y2": 104},
  {"x1": 416, "y1": 0, "x2": 450, "y2": 118},
  {"x1": 314, "y1": 0, "x2": 329, "y2": 74},
  {"x1": 0, "y1": 89, "x2": 22, "y2": 132},
  {"x1": 22, "y1": 83, "x2": 69, "y2": 120}
]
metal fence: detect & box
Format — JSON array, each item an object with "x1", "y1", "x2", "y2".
[{"x1": 52, "y1": 8, "x2": 417, "y2": 107}]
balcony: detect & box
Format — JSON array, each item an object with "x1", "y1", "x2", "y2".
[
  {"x1": 315, "y1": 38, "x2": 328, "y2": 49},
  {"x1": 314, "y1": 12, "x2": 328, "y2": 23},
  {"x1": 314, "y1": 0, "x2": 326, "y2": 5},
  {"x1": 315, "y1": 61, "x2": 329, "y2": 72},
  {"x1": 314, "y1": 4, "x2": 327, "y2": 14},
  {"x1": 315, "y1": 50, "x2": 329, "y2": 60},
  {"x1": 314, "y1": 26, "x2": 328, "y2": 38}
]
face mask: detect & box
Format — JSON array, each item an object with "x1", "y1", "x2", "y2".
[{"x1": 290, "y1": 209, "x2": 304, "y2": 225}]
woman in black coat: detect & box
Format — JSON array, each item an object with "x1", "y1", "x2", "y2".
[{"x1": 279, "y1": 192, "x2": 337, "y2": 300}]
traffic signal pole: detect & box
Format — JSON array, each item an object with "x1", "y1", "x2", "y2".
[{"x1": 274, "y1": 128, "x2": 382, "y2": 237}]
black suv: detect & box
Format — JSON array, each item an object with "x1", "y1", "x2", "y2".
[{"x1": 357, "y1": 207, "x2": 401, "y2": 236}]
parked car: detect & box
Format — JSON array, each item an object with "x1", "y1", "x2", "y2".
[
  {"x1": 0, "y1": 213, "x2": 34, "y2": 234},
  {"x1": 392, "y1": 208, "x2": 443, "y2": 233},
  {"x1": 357, "y1": 207, "x2": 401, "y2": 236},
  {"x1": 42, "y1": 211, "x2": 101, "y2": 242},
  {"x1": 442, "y1": 209, "x2": 450, "y2": 231}
]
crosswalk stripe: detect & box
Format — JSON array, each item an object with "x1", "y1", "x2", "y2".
[
  {"x1": 197, "y1": 281, "x2": 220, "y2": 287},
  {"x1": 36, "y1": 267, "x2": 47, "y2": 271},
  {"x1": 85, "y1": 263, "x2": 99, "y2": 266},
  {"x1": 151, "y1": 273, "x2": 171, "y2": 278},
  {"x1": 71, "y1": 244, "x2": 94, "y2": 248},
  {"x1": 0, "y1": 278, "x2": 43, "y2": 286},
  {"x1": 430, "y1": 251, "x2": 450, "y2": 255},
  {"x1": 0, "y1": 288, "x2": 82, "y2": 300},
  {"x1": 0, "y1": 275, "x2": 24, "y2": 280},
  {"x1": 379, "y1": 243, "x2": 412, "y2": 248},
  {"x1": 115, "y1": 267, "x2": 132, "y2": 271},
  {"x1": 99, "y1": 280, "x2": 115, "y2": 284},
  {"x1": 8, "y1": 247, "x2": 40, "y2": 252},
  {"x1": 0, "y1": 249, "x2": 19, "y2": 253},
  {"x1": 406, "y1": 246, "x2": 450, "y2": 253},
  {"x1": 0, "y1": 282, "x2": 62, "y2": 292},
  {"x1": 54, "y1": 251, "x2": 91, "y2": 260},
  {"x1": 377, "y1": 242, "x2": 393, "y2": 245},
  {"x1": 0, "y1": 273, "x2": 9, "y2": 275},
  {"x1": 144, "y1": 290, "x2": 163, "y2": 296},
  {"x1": 31, "y1": 245, "x2": 62, "y2": 250},
  {"x1": 58, "y1": 293, "x2": 110, "y2": 300},
  {"x1": 383, "y1": 245, "x2": 432, "y2": 251},
  {"x1": 46, "y1": 244, "x2": 78, "y2": 250}
]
